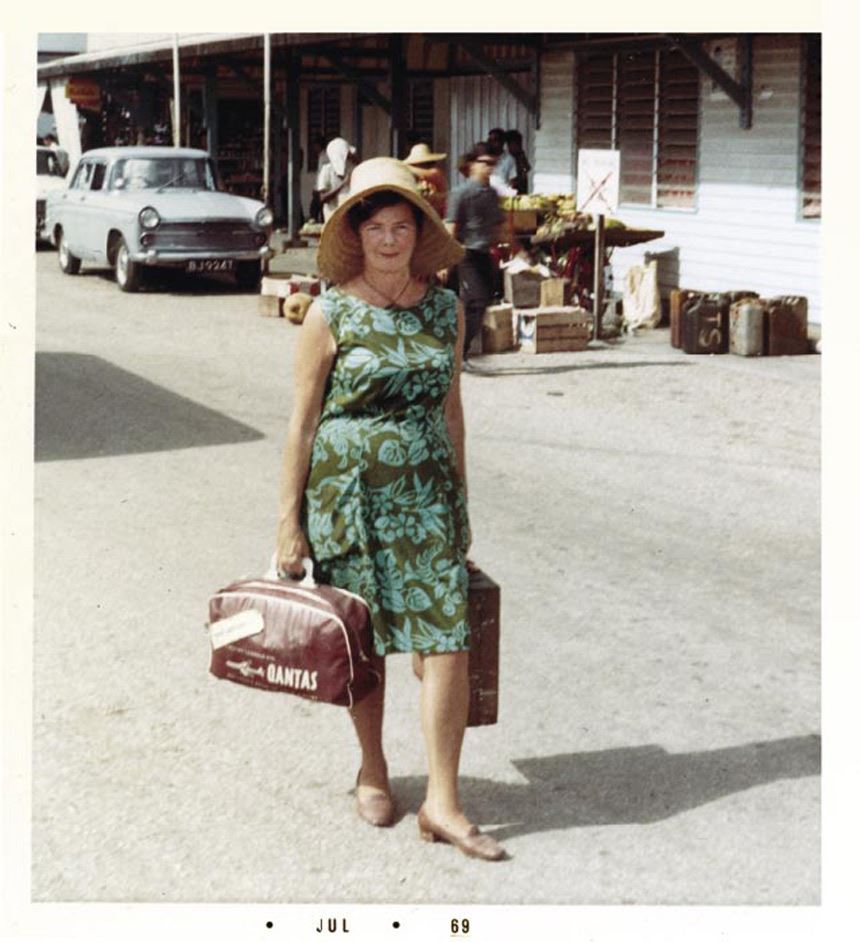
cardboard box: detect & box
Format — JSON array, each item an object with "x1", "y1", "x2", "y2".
[
  {"x1": 517, "y1": 306, "x2": 591, "y2": 354},
  {"x1": 509, "y1": 209, "x2": 539, "y2": 232},
  {"x1": 504, "y1": 269, "x2": 546, "y2": 308},
  {"x1": 289, "y1": 275, "x2": 322, "y2": 296},
  {"x1": 481, "y1": 303, "x2": 515, "y2": 353},
  {"x1": 261, "y1": 274, "x2": 293, "y2": 297},
  {"x1": 258, "y1": 294, "x2": 283, "y2": 318},
  {"x1": 539, "y1": 278, "x2": 573, "y2": 308}
]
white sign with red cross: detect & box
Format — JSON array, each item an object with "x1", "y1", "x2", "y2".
[{"x1": 576, "y1": 149, "x2": 620, "y2": 215}]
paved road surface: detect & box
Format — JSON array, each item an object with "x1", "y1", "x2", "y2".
[{"x1": 31, "y1": 250, "x2": 820, "y2": 906}]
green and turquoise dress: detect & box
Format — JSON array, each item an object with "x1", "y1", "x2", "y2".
[{"x1": 302, "y1": 285, "x2": 471, "y2": 656}]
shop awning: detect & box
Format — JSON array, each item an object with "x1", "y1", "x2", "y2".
[{"x1": 36, "y1": 33, "x2": 364, "y2": 81}]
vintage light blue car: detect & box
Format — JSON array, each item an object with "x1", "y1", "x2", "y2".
[{"x1": 44, "y1": 146, "x2": 273, "y2": 292}]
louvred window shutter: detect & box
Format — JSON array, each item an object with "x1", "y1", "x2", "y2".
[
  {"x1": 618, "y1": 50, "x2": 657, "y2": 205},
  {"x1": 577, "y1": 53, "x2": 614, "y2": 151},
  {"x1": 657, "y1": 49, "x2": 699, "y2": 209}
]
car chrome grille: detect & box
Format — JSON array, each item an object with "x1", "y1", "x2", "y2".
[
  {"x1": 36, "y1": 199, "x2": 46, "y2": 225},
  {"x1": 147, "y1": 220, "x2": 261, "y2": 252}
]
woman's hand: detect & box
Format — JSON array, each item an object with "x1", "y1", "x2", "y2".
[{"x1": 276, "y1": 519, "x2": 311, "y2": 578}]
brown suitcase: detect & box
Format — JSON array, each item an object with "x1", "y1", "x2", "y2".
[
  {"x1": 765, "y1": 296, "x2": 808, "y2": 356},
  {"x1": 466, "y1": 567, "x2": 500, "y2": 727}
]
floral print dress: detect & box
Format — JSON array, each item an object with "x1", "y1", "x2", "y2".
[{"x1": 302, "y1": 285, "x2": 471, "y2": 656}]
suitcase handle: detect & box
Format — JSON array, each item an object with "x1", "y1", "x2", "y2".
[{"x1": 266, "y1": 553, "x2": 317, "y2": 588}]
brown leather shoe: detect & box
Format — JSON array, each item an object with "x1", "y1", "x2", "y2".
[
  {"x1": 417, "y1": 806, "x2": 508, "y2": 861},
  {"x1": 355, "y1": 770, "x2": 395, "y2": 828}
]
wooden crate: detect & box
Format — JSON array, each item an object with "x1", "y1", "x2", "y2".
[
  {"x1": 539, "y1": 277, "x2": 572, "y2": 308},
  {"x1": 258, "y1": 294, "x2": 283, "y2": 318},
  {"x1": 517, "y1": 306, "x2": 591, "y2": 354},
  {"x1": 466, "y1": 567, "x2": 499, "y2": 727},
  {"x1": 481, "y1": 303, "x2": 515, "y2": 353},
  {"x1": 504, "y1": 269, "x2": 546, "y2": 308}
]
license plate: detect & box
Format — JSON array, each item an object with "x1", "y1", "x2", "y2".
[{"x1": 187, "y1": 259, "x2": 235, "y2": 273}]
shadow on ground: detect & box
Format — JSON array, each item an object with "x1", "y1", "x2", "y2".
[
  {"x1": 35, "y1": 352, "x2": 264, "y2": 461},
  {"x1": 466, "y1": 360, "x2": 694, "y2": 377},
  {"x1": 390, "y1": 733, "x2": 820, "y2": 839}
]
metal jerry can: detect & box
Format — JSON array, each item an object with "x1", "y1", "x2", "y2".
[
  {"x1": 729, "y1": 298, "x2": 767, "y2": 356},
  {"x1": 766, "y1": 296, "x2": 808, "y2": 356},
  {"x1": 670, "y1": 289, "x2": 704, "y2": 349},
  {"x1": 682, "y1": 293, "x2": 729, "y2": 354},
  {"x1": 466, "y1": 567, "x2": 500, "y2": 727}
]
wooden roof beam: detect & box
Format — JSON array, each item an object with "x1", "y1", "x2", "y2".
[
  {"x1": 667, "y1": 33, "x2": 753, "y2": 129},
  {"x1": 456, "y1": 40, "x2": 537, "y2": 115},
  {"x1": 319, "y1": 48, "x2": 391, "y2": 114}
]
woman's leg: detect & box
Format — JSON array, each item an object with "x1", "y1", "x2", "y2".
[
  {"x1": 419, "y1": 650, "x2": 474, "y2": 833},
  {"x1": 350, "y1": 654, "x2": 389, "y2": 793}
]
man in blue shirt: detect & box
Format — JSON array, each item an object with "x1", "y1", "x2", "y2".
[{"x1": 444, "y1": 142, "x2": 505, "y2": 365}]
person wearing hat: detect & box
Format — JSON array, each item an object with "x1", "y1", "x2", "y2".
[
  {"x1": 316, "y1": 136, "x2": 358, "y2": 222},
  {"x1": 276, "y1": 157, "x2": 507, "y2": 862},
  {"x1": 403, "y1": 141, "x2": 449, "y2": 217},
  {"x1": 443, "y1": 142, "x2": 506, "y2": 364}
]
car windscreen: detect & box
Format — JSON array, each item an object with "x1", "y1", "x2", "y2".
[
  {"x1": 110, "y1": 157, "x2": 217, "y2": 191},
  {"x1": 37, "y1": 150, "x2": 66, "y2": 177}
]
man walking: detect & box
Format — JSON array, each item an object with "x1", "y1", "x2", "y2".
[{"x1": 444, "y1": 143, "x2": 505, "y2": 367}]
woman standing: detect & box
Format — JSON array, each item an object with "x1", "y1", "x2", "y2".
[{"x1": 276, "y1": 157, "x2": 507, "y2": 861}]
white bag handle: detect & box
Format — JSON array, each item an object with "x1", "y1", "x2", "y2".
[{"x1": 266, "y1": 552, "x2": 317, "y2": 588}]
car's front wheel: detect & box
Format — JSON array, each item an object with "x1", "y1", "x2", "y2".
[
  {"x1": 57, "y1": 229, "x2": 81, "y2": 275},
  {"x1": 115, "y1": 237, "x2": 143, "y2": 292},
  {"x1": 235, "y1": 260, "x2": 262, "y2": 291}
]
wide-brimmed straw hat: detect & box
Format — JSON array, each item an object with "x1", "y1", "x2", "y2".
[
  {"x1": 317, "y1": 157, "x2": 464, "y2": 284},
  {"x1": 404, "y1": 142, "x2": 447, "y2": 166}
]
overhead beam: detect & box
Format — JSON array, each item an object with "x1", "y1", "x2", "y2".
[
  {"x1": 667, "y1": 33, "x2": 753, "y2": 129},
  {"x1": 319, "y1": 48, "x2": 392, "y2": 114},
  {"x1": 457, "y1": 40, "x2": 537, "y2": 115}
]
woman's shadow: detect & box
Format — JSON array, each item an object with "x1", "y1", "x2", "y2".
[{"x1": 390, "y1": 733, "x2": 820, "y2": 840}]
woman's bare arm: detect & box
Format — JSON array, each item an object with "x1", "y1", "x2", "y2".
[{"x1": 276, "y1": 300, "x2": 337, "y2": 574}]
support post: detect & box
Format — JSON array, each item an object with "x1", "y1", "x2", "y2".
[
  {"x1": 263, "y1": 32, "x2": 271, "y2": 205},
  {"x1": 172, "y1": 34, "x2": 181, "y2": 147},
  {"x1": 204, "y1": 68, "x2": 218, "y2": 158},
  {"x1": 285, "y1": 48, "x2": 302, "y2": 244},
  {"x1": 389, "y1": 35, "x2": 407, "y2": 158},
  {"x1": 592, "y1": 214, "x2": 605, "y2": 342}
]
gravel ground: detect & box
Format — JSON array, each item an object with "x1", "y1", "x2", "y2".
[{"x1": 31, "y1": 250, "x2": 820, "y2": 906}]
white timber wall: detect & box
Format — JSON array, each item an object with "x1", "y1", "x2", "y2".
[
  {"x1": 533, "y1": 49, "x2": 576, "y2": 194},
  {"x1": 532, "y1": 36, "x2": 822, "y2": 324}
]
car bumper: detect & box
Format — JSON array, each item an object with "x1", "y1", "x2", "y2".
[{"x1": 131, "y1": 246, "x2": 273, "y2": 265}]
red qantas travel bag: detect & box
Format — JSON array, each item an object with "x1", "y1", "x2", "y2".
[{"x1": 207, "y1": 557, "x2": 379, "y2": 708}]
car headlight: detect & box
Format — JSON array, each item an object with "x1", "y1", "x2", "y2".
[
  {"x1": 139, "y1": 206, "x2": 161, "y2": 230},
  {"x1": 255, "y1": 207, "x2": 274, "y2": 228}
]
